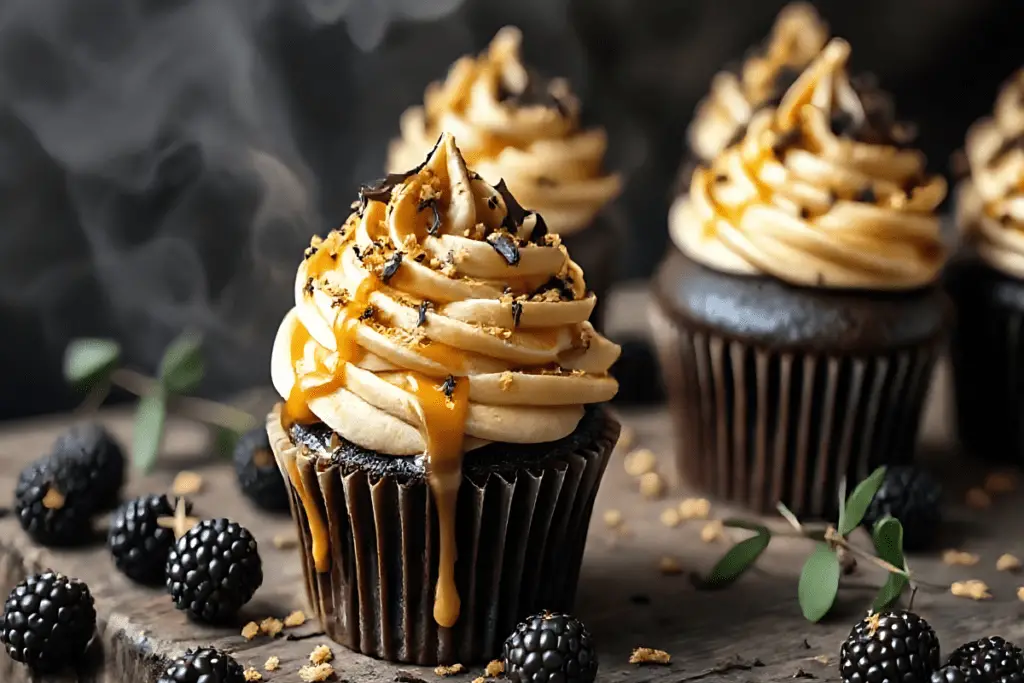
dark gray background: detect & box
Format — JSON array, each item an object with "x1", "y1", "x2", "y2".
[{"x1": 0, "y1": 0, "x2": 1019, "y2": 419}]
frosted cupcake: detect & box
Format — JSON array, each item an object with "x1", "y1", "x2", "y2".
[
  {"x1": 267, "y1": 134, "x2": 620, "y2": 664},
  {"x1": 652, "y1": 39, "x2": 948, "y2": 517},
  {"x1": 948, "y1": 69, "x2": 1024, "y2": 463},
  {"x1": 389, "y1": 27, "x2": 622, "y2": 325}
]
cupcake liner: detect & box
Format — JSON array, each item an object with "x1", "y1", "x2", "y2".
[
  {"x1": 649, "y1": 303, "x2": 939, "y2": 517},
  {"x1": 267, "y1": 407, "x2": 618, "y2": 665}
]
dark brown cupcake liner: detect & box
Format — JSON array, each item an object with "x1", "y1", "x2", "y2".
[
  {"x1": 649, "y1": 303, "x2": 940, "y2": 517},
  {"x1": 267, "y1": 406, "x2": 618, "y2": 665}
]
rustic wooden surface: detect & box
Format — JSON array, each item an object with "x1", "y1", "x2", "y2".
[{"x1": 3, "y1": 289, "x2": 1024, "y2": 682}]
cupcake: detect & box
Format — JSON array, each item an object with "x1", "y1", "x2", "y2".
[
  {"x1": 389, "y1": 27, "x2": 622, "y2": 326},
  {"x1": 267, "y1": 133, "x2": 620, "y2": 664},
  {"x1": 685, "y1": 3, "x2": 829, "y2": 175},
  {"x1": 651, "y1": 39, "x2": 948, "y2": 517},
  {"x1": 948, "y1": 69, "x2": 1024, "y2": 463}
]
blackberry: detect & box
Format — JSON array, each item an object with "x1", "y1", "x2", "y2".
[
  {"x1": 947, "y1": 637, "x2": 1024, "y2": 683},
  {"x1": 503, "y1": 611, "x2": 598, "y2": 683},
  {"x1": 108, "y1": 495, "x2": 192, "y2": 585},
  {"x1": 166, "y1": 518, "x2": 263, "y2": 622},
  {"x1": 933, "y1": 668, "x2": 972, "y2": 683},
  {"x1": 15, "y1": 455, "x2": 98, "y2": 546},
  {"x1": 862, "y1": 466, "x2": 942, "y2": 551},
  {"x1": 839, "y1": 610, "x2": 941, "y2": 683},
  {"x1": 156, "y1": 647, "x2": 244, "y2": 683},
  {"x1": 233, "y1": 427, "x2": 289, "y2": 512},
  {"x1": 53, "y1": 423, "x2": 125, "y2": 510},
  {"x1": 0, "y1": 571, "x2": 96, "y2": 672}
]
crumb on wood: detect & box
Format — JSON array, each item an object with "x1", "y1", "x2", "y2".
[
  {"x1": 243, "y1": 668, "x2": 263, "y2": 682},
  {"x1": 1017, "y1": 587, "x2": 1024, "y2": 602},
  {"x1": 966, "y1": 487, "x2": 992, "y2": 509},
  {"x1": 659, "y1": 556, "x2": 683, "y2": 575},
  {"x1": 985, "y1": 471, "x2": 1017, "y2": 494},
  {"x1": 284, "y1": 610, "x2": 307, "y2": 628},
  {"x1": 603, "y1": 509, "x2": 623, "y2": 528},
  {"x1": 678, "y1": 497, "x2": 711, "y2": 520},
  {"x1": 942, "y1": 550, "x2": 980, "y2": 566},
  {"x1": 434, "y1": 663, "x2": 465, "y2": 677},
  {"x1": 273, "y1": 534, "x2": 298, "y2": 550},
  {"x1": 485, "y1": 660, "x2": 504, "y2": 677},
  {"x1": 811, "y1": 655, "x2": 830, "y2": 665},
  {"x1": 299, "y1": 663, "x2": 335, "y2": 682},
  {"x1": 241, "y1": 622, "x2": 260, "y2": 640},
  {"x1": 630, "y1": 647, "x2": 671, "y2": 665},
  {"x1": 310, "y1": 644, "x2": 334, "y2": 665},
  {"x1": 260, "y1": 617, "x2": 284, "y2": 638},
  {"x1": 623, "y1": 448, "x2": 657, "y2": 477},
  {"x1": 639, "y1": 472, "x2": 666, "y2": 499},
  {"x1": 700, "y1": 520, "x2": 724, "y2": 543},
  {"x1": 171, "y1": 470, "x2": 203, "y2": 496},
  {"x1": 660, "y1": 507, "x2": 681, "y2": 528},
  {"x1": 472, "y1": 678, "x2": 485, "y2": 683},
  {"x1": 264, "y1": 656, "x2": 280, "y2": 671},
  {"x1": 998, "y1": 554, "x2": 1022, "y2": 572},
  {"x1": 951, "y1": 580, "x2": 992, "y2": 600}
]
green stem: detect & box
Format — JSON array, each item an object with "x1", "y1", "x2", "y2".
[{"x1": 110, "y1": 368, "x2": 257, "y2": 433}]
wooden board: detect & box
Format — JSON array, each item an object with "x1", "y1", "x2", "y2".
[{"x1": 2, "y1": 289, "x2": 1023, "y2": 682}]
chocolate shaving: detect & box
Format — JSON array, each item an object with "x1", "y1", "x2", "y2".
[
  {"x1": 511, "y1": 300, "x2": 523, "y2": 327},
  {"x1": 303, "y1": 246, "x2": 318, "y2": 260},
  {"x1": 395, "y1": 675, "x2": 428, "y2": 683},
  {"x1": 416, "y1": 301, "x2": 432, "y2": 327},
  {"x1": 441, "y1": 375, "x2": 457, "y2": 399},
  {"x1": 352, "y1": 245, "x2": 363, "y2": 261},
  {"x1": 855, "y1": 186, "x2": 877, "y2": 204},
  {"x1": 381, "y1": 251, "x2": 403, "y2": 282},
  {"x1": 359, "y1": 306, "x2": 375, "y2": 321},
  {"x1": 487, "y1": 232, "x2": 521, "y2": 266},
  {"x1": 486, "y1": 195, "x2": 499, "y2": 211},
  {"x1": 417, "y1": 197, "x2": 442, "y2": 236},
  {"x1": 532, "y1": 275, "x2": 574, "y2": 301},
  {"x1": 302, "y1": 277, "x2": 315, "y2": 297},
  {"x1": 799, "y1": 207, "x2": 812, "y2": 219},
  {"x1": 414, "y1": 253, "x2": 426, "y2": 262},
  {"x1": 358, "y1": 137, "x2": 441, "y2": 208},
  {"x1": 498, "y1": 67, "x2": 570, "y2": 117},
  {"x1": 528, "y1": 212, "x2": 549, "y2": 244},
  {"x1": 495, "y1": 179, "x2": 528, "y2": 232}
]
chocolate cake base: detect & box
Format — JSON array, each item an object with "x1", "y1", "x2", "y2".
[
  {"x1": 650, "y1": 249, "x2": 949, "y2": 517},
  {"x1": 946, "y1": 253, "x2": 1024, "y2": 463},
  {"x1": 267, "y1": 405, "x2": 619, "y2": 666}
]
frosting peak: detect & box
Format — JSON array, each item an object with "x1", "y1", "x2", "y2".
[
  {"x1": 673, "y1": 38, "x2": 947, "y2": 291},
  {"x1": 388, "y1": 27, "x2": 621, "y2": 236}
]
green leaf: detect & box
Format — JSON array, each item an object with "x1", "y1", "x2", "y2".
[
  {"x1": 872, "y1": 517, "x2": 909, "y2": 611},
  {"x1": 798, "y1": 544, "x2": 841, "y2": 622},
  {"x1": 211, "y1": 426, "x2": 241, "y2": 460},
  {"x1": 133, "y1": 390, "x2": 167, "y2": 473},
  {"x1": 159, "y1": 331, "x2": 204, "y2": 394},
  {"x1": 723, "y1": 518, "x2": 771, "y2": 533},
  {"x1": 838, "y1": 466, "x2": 887, "y2": 536},
  {"x1": 696, "y1": 527, "x2": 771, "y2": 589},
  {"x1": 63, "y1": 338, "x2": 121, "y2": 389}
]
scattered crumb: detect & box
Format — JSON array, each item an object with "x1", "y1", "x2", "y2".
[
  {"x1": 985, "y1": 471, "x2": 1017, "y2": 494},
  {"x1": 260, "y1": 617, "x2": 284, "y2": 638},
  {"x1": 41, "y1": 489, "x2": 65, "y2": 510},
  {"x1": 244, "y1": 668, "x2": 263, "y2": 682},
  {"x1": 171, "y1": 471, "x2": 203, "y2": 496},
  {"x1": 997, "y1": 554, "x2": 1022, "y2": 572},
  {"x1": 299, "y1": 663, "x2": 335, "y2": 682},
  {"x1": 499, "y1": 372, "x2": 515, "y2": 392},
  {"x1": 624, "y1": 449, "x2": 657, "y2": 477},
  {"x1": 942, "y1": 550, "x2": 980, "y2": 566},
  {"x1": 1018, "y1": 587, "x2": 1024, "y2": 602},
  {"x1": 473, "y1": 678, "x2": 485, "y2": 683},
  {"x1": 265, "y1": 656, "x2": 280, "y2": 671},
  {"x1": 241, "y1": 622, "x2": 260, "y2": 640},
  {"x1": 273, "y1": 534, "x2": 298, "y2": 550},
  {"x1": 811, "y1": 655, "x2": 830, "y2": 665},
  {"x1": 660, "y1": 507, "x2": 681, "y2": 528},
  {"x1": 951, "y1": 580, "x2": 992, "y2": 600},
  {"x1": 485, "y1": 660, "x2": 504, "y2": 677},
  {"x1": 434, "y1": 663, "x2": 465, "y2": 677},
  {"x1": 678, "y1": 498, "x2": 711, "y2": 520},
  {"x1": 659, "y1": 556, "x2": 683, "y2": 575},
  {"x1": 966, "y1": 488, "x2": 992, "y2": 509},
  {"x1": 700, "y1": 520, "x2": 724, "y2": 543},
  {"x1": 284, "y1": 610, "x2": 307, "y2": 628},
  {"x1": 630, "y1": 647, "x2": 671, "y2": 665},
  {"x1": 603, "y1": 509, "x2": 624, "y2": 528},
  {"x1": 617, "y1": 426, "x2": 635, "y2": 452},
  {"x1": 310, "y1": 644, "x2": 334, "y2": 665},
  {"x1": 639, "y1": 472, "x2": 666, "y2": 500}
]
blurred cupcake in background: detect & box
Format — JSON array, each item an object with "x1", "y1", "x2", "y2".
[
  {"x1": 948, "y1": 69, "x2": 1024, "y2": 463},
  {"x1": 652, "y1": 38, "x2": 949, "y2": 517},
  {"x1": 389, "y1": 27, "x2": 622, "y2": 326}
]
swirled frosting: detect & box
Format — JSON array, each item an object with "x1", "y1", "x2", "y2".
[
  {"x1": 688, "y1": 3, "x2": 829, "y2": 164},
  {"x1": 959, "y1": 69, "x2": 1024, "y2": 279},
  {"x1": 671, "y1": 38, "x2": 947, "y2": 290},
  {"x1": 388, "y1": 27, "x2": 621, "y2": 236}
]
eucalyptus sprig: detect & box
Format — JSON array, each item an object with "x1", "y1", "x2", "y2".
[
  {"x1": 698, "y1": 466, "x2": 932, "y2": 623},
  {"x1": 63, "y1": 333, "x2": 258, "y2": 472}
]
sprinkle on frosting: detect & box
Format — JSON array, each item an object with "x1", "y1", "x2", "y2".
[
  {"x1": 388, "y1": 27, "x2": 621, "y2": 236},
  {"x1": 671, "y1": 38, "x2": 947, "y2": 290},
  {"x1": 959, "y1": 68, "x2": 1024, "y2": 279}
]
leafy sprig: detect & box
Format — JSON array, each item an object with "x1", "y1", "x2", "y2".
[
  {"x1": 697, "y1": 467, "x2": 933, "y2": 622},
  {"x1": 64, "y1": 333, "x2": 258, "y2": 472}
]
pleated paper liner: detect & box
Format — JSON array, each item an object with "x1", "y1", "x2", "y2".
[
  {"x1": 649, "y1": 303, "x2": 940, "y2": 518},
  {"x1": 266, "y1": 405, "x2": 618, "y2": 666}
]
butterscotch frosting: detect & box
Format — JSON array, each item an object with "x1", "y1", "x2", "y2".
[
  {"x1": 388, "y1": 27, "x2": 621, "y2": 236},
  {"x1": 671, "y1": 39, "x2": 947, "y2": 290},
  {"x1": 688, "y1": 3, "x2": 829, "y2": 164},
  {"x1": 960, "y1": 69, "x2": 1024, "y2": 279}
]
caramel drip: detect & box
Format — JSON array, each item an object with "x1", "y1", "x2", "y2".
[
  {"x1": 406, "y1": 372, "x2": 470, "y2": 629},
  {"x1": 283, "y1": 455, "x2": 330, "y2": 572}
]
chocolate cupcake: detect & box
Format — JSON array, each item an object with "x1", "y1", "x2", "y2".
[
  {"x1": 948, "y1": 69, "x2": 1024, "y2": 463},
  {"x1": 652, "y1": 39, "x2": 949, "y2": 517},
  {"x1": 389, "y1": 27, "x2": 622, "y2": 327},
  {"x1": 267, "y1": 134, "x2": 620, "y2": 665}
]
